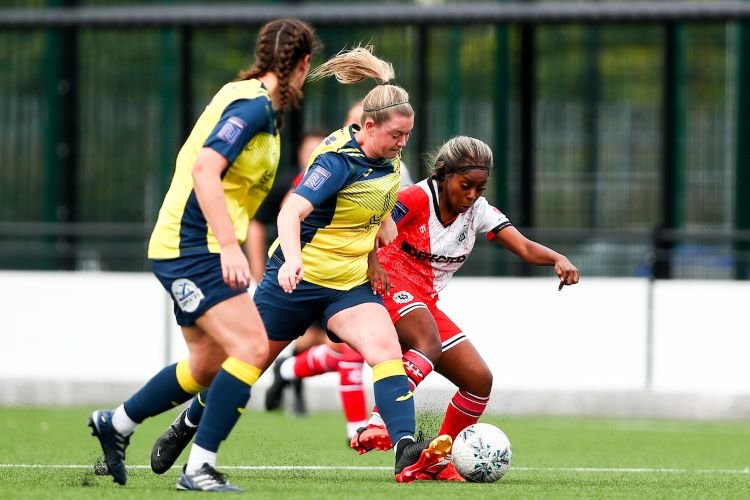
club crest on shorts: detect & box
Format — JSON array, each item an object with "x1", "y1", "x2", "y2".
[
  {"x1": 392, "y1": 290, "x2": 414, "y2": 304},
  {"x1": 171, "y1": 278, "x2": 205, "y2": 313}
]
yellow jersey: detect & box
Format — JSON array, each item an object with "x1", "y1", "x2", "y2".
[
  {"x1": 267, "y1": 125, "x2": 401, "y2": 290},
  {"x1": 148, "y1": 79, "x2": 280, "y2": 259}
]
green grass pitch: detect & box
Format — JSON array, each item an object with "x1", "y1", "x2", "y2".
[{"x1": 0, "y1": 406, "x2": 748, "y2": 499}]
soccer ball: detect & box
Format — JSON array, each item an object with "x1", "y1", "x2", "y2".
[{"x1": 451, "y1": 423, "x2": 512, "y2": 483}]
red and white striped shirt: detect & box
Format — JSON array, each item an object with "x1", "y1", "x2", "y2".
[{"x1": 378, "y1": 178, "x2": 511, "y2": 300}]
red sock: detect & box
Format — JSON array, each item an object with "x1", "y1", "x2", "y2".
[
  {"x1": 363, "y1": 350, "x2": 432, "y2": 425},
  {"x1": 438, "y1": 389, "x2": 490, "y2": 439},
  {"x1": 338, "y1": 345, "x2": 367, "y2": 432},
  {"x1": 293, "y1": 345, "x2": 342, "y2": 379},
  {"x1": 402, "y1": 349, "x2": 434, "y2": 391},
  {"x1": 339, "y1": 343, "x2": 364, "y2": 363}
]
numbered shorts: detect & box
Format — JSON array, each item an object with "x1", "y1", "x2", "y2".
[
  {"x1": 383, "y1": 281, "x2": 467, "y2": 352},
  {"x1": 151, "y1": 253, "x2": 248, "y2": 326},
  {"x1": 253, "y1": 269, "x2": 385, "y2": 342}
]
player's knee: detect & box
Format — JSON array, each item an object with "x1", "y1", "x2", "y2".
[
  {"x1": 423, "y1": 343, "x2": 443, "y2": 365},
  {"x1": 362, "y1": 341, "x2": 402, "y2": 366},
  {"x1": 235, "y1": 341, "x2": 269, "y2": 368},
  {"x1": 254, "y1": 341, "x2": 270, "y2": 365},
  {"x1": 464, "y1": 368, "x2": 492, "y2": 397},
  {"x1": 227, "y1": 325, "x2": 270, "y2": 365},
  {"x1": 476, "y1": 369, "x2": 493, "y2": 396},
  {"x1": 189, "y1": 360, "x2": 221, "y2": 387},
  {"x1": 412, "y1": 339, "x2": 443, "y2": 366},
  {"x1": 408, "y1": 333, "x2": 442, "y2": 364}
]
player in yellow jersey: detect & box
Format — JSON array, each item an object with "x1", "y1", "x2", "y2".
[
  {"x1": 270, "y1": 47, "x2": 451, "y2": 482},
  {"x1": 149, "y1": 46, "x2": 453, "y2": 483},
  {"x1": 87, "y1": 19, "x2": 317, "y2": 492},
  {"x1": 266, "y1": 48, "x2": 453, "y2": 482},
  {"x1": 262, "y1": 100, "x2": 416, "y2": 436}
]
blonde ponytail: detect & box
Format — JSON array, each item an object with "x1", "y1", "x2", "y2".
[{"x1": 309, "y1": 45, "x2": 412, "y2": 125}]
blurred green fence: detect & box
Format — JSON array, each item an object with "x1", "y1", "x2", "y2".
[{"x1": 1, "y1": 1, "x2": 750, "y2": 278}]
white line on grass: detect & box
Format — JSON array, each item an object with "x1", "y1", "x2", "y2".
[
  {"x1": 1, "y1": 464, "x2": 749, "y2": 474},
  {"x1": 518, "y1": 466, "x2": 750, "y2": 474}
]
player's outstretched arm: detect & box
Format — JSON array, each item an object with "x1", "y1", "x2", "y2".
[{"x1": 492, "y1": 226, "x2": 580, "y2": 289}]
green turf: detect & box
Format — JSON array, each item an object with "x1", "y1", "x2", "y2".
[{"x1": 0, "y1": 406, "x2": 748, "y2": 499}]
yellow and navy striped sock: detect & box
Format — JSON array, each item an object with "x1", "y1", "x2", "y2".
[
  {"x1": 123, "y1": 359, "x2": 206, "y2": 422},
  {"x1": 371, "y1": 359, "x2": 415, "y2": 445},
  {"x1": 194, "y1": 357, "x2": 261, "y2": 452},
  {"x1": 186, "y1": 390, "x2": 207, "y2": 425}
]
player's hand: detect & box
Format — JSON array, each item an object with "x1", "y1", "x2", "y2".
[
  {"x1": 220, "y1": 244, "x2": 251, "y2": 290},
  {"x1": 367, "y1": 253, "x2": 391, "y2": 296},
  {"x1": 555, "y1": 256, "x2": 579, "y2": 291},
  {"x1": 375, "y1": 216, "x2": 397, "y2": 248},
  {"x1": 278, "y1": 259, "x2": 304, "y2": 293}
]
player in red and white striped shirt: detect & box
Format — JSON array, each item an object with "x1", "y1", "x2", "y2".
[{"x1": 351, "y1": 136, "x2": 579, "y2": 480}]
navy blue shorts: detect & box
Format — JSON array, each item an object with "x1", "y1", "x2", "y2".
[
  {"x1": 253, "y1": 269, "x2": 384, "y2": 342},
  {"x1": 151, "y1": 253, "x2": 248, "y2": 326}
]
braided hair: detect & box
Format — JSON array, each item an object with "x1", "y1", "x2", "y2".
[{"x1": 238, "y1": 18, "x2": 317, "y2": 128}]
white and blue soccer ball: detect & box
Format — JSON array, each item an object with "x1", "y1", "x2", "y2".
[{"x1": 451, "y1": 423, "x2": 512, "y2": 483}]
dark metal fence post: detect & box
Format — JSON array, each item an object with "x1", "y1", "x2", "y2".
[
  {"x1": 493, "y1": 23, "x2": 509, "y2": 276},
  {"x1": 736, "y1": 20, "x2": 750, "y2": 279},
  {"x1": 42, "y1": 0, "x2": 78, "y2": 270},
  {"x1": 583, "y1": 26, "x2": 601, "y2": 228},
  {"x1": 519, "y1": 22, "x2": 535, "y2": 276},
  {"x1": 157, "y1": 27, "x2": 180, "y2": 211},
  {"x1": 494, "y1": 23, "x2": 509, "y2": 217},
  {"x1": 655, "y1": 22, "x2": 686, "y2": 279},
  {"x1": 179, "y1": 26, "x2": 193, "y2": 143},
  {"x1": 415, "y1": 24, "x2": 429, "y2": 181},
  {"x1": 446, "y1": 26, "x2": 462, "y2": 138}
]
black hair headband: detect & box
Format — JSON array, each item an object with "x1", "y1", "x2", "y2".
[{"x1": 446, "y1": 165, "x2": 491, "y2": 175}]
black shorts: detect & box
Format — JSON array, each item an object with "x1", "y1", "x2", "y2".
[
  {"x1": 253, "y1": 269, "x2": 384, "y2": 342},
  {"x1": 151, "y1": 253, "x2": 248, "y2": 326}
]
